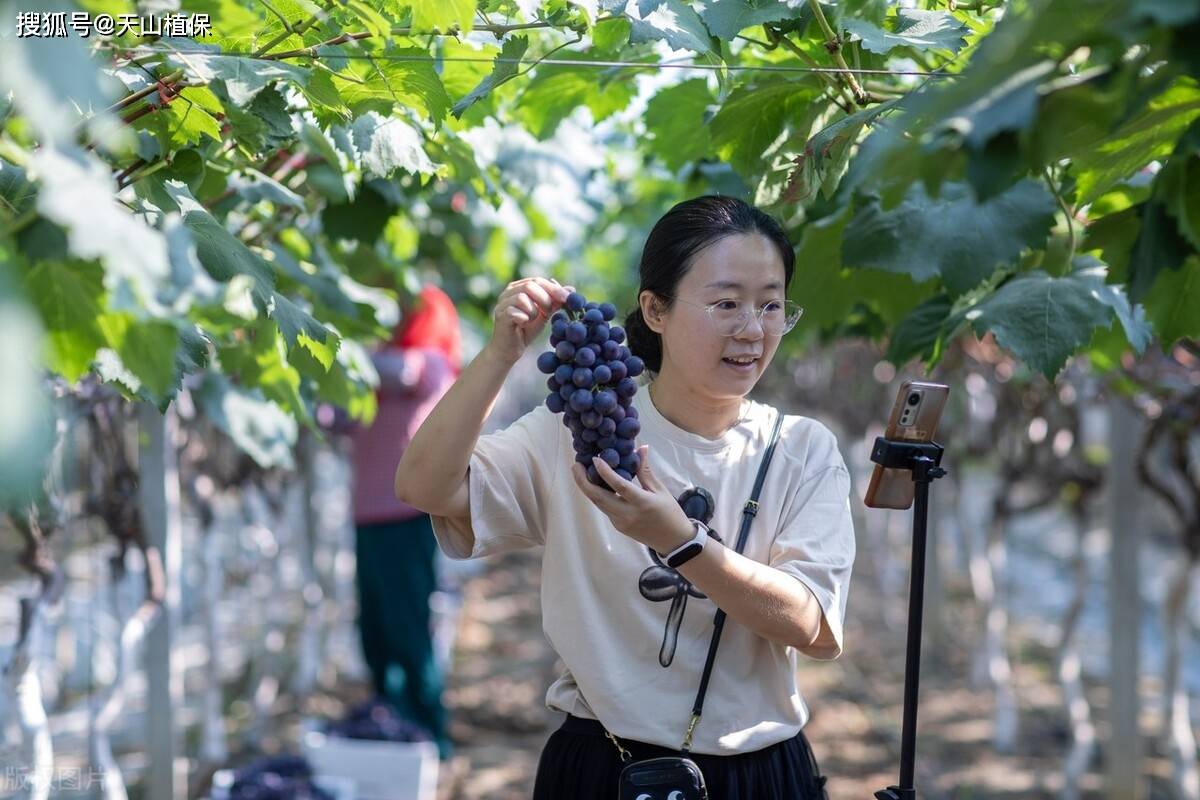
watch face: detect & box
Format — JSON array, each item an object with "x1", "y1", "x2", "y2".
[{"x1": 666, "y1": 542, "x2": 704, "y2": 568}]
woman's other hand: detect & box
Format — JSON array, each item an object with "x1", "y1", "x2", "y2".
[
  {"x1": 571, "y1": 444, "x2": 692, "y2": 555},
  {"x1": 485, "y1": 277, "x2": 574, "y2": 365}
]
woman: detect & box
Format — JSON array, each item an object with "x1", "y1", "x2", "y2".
[
  {"x1": 395, "y1": 196, "x2": 854, "y2": 798},
  {"x1": 351, "y1": 283, "x2": 461, "y2": 761}
]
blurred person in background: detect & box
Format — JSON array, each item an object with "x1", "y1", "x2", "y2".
[{"x1": 350, "y1": 283, "x2": 461, "y2": 761}]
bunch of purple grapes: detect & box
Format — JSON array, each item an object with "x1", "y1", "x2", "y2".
[
  {"x1": 323, "y1": 698, "x2": 433, "y2": 743},
  {"x1": 226, "y1": 754, "x2": 334, "y2": 800},
  {"x1": 537, "y1": 292, "x2": 645, "y2": 490}
]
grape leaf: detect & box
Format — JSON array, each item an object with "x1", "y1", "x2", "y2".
[
  {"x1": 843, "y1": 9, "x2": 969, "y2": 55},
  {"x1": 270, "y1": 291, "x2": 340, "y2": 370},
  {"x1": 410, "y1": 0, "x2": 475, "y2": 33},
  {"x1": 709, "y1": 80, "x2": 816, "y2": 176},
  {"x1": 698, "y1": 0, "x2": 801, "y2": 40},
  {"x1": 168, "y1": 53, "x2": 313, "y2": 106},
  {"x1": 1073, "y1": 77, "x2": 1200, "y2": 206},
  {"x1": 194, "y1": 372, "x2": 298, "y2": 469},
  {"x1": 97, "y1": 313, "x2": 181, "y2": 402},
  {"x1": 1158, "y1": 152, "x2": 1200, "y2": 249},
  {"x1": 516, "y1": 60, "x2": 638, "y2": 139},
  {"x1": 452, "y1": 36, "x2": 528, "y2": 118},
  {"x1": 965, "y1": 264, "x2": 1149, "y2": 378},
  {"x1": 644, "y1": 79, "x2": 713, "y2": 170},
  {"x1": 163, "y1": 181, "x2": 277, "y2": 311},
  {"x1": 351, "y1": 111, "x2": 440, "y2": 179},
  {"x1": 0, "y1": 260, "x2": 54, "y2": 510},
  {"x1": 1143, "y1": 258, "x2": 1200, "y2": 345},
  {"x1": 32, "y1": 148, "x2": 172, "y2": 314},
  {"x1": 334, "y1": 54, "x2": 451, "y2": 123},
  {"x1": 627, "y1": 0, "x2": 716, "y2": 54},
  {"x1": 842, "y1": 179, "x2": 1057, "y2": 296},
  {"x1": 23, "y1": 260, "x2": 108, "y2": 381}
]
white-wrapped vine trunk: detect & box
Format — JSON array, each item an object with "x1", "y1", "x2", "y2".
[
  {"x1": 1160, "y1": 559, "x2": 1199, "y2": 800},
  {"x1": 91, "y1": 568, "x2": 159, "y2": 800},
  {"x1": 4, "y1": 598, "x2": 54, "y2": 800},
  {"x1": 1057, "y1": 509, "x2": 1096, "y2": 800},
  {"x1": 967, "y1": 503, "x2": 1018, "y2": 752},
  {"x1": 200, "y1": 526, "x2": 228, "y2": 767}
]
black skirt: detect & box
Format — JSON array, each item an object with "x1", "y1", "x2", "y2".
[{"x1": 532, "y1": 714, "x2": 829, "y2": 800}]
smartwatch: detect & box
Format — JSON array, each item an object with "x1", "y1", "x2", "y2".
[{"x1": 661, "y1": 519, "x2": 711, "y2": 569}]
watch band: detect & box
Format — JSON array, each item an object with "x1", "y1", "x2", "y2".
[{"x1": 663, "y1": 519, "x2": 710, "y2": 569}]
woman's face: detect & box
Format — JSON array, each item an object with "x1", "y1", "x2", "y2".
[{"x1": 643, "y1": 232, "x2": 787, "y2": 403}]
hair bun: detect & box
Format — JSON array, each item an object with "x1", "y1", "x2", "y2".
[{"x1": 623, "y1": 307, "x2": 663, "y2": 374}]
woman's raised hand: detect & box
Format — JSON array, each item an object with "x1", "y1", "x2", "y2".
[{"x1": 486, "y1": 277, "x2": 574, "y2": 365}]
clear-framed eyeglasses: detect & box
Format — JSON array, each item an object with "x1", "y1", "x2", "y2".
[{"x1": 667, "y1": 296, "x2": 805, "y2": 337}]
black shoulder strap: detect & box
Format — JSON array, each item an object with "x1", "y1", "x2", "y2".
[{"x1": 680, "y1": 409, "x2": 785, "y2": 753}]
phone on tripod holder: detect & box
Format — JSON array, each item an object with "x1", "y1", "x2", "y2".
[{"x1": 864, "y1": 380, "x2": 949, "y2": 509}]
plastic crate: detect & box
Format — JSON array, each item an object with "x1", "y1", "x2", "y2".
[{"x1": 301, "y1": 729, "x2": 439, "y2": 800}]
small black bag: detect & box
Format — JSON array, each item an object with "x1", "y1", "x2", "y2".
[
  {"x1": 618, "y1": 756, "x2": 706, "y2": 800},
  {"x1": 611, "y1": 412, "x2": 785, "y2": 800}
]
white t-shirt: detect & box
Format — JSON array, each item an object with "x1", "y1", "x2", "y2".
[{"x1": 430, "y1": 387, "x2": 856, "y2": 755}]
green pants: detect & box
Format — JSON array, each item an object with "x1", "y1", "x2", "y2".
[{"x1": 355, "y1": 515, "x2": 451, "y2": 759}]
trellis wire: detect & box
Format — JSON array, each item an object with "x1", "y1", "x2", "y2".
[{"x1": 98, "y1": 44, "x2": 960, "y2": 78}]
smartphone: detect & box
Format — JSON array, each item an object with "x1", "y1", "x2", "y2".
[{"x1": 863, "y1": 380, "x2": 950, "y2": 510}]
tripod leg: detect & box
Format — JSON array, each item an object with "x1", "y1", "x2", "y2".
[{"x1": 898, "y1": 477, "x2": 930, "y2": 793}]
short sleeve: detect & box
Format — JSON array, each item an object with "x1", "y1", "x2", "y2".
[
  {"x1": 769, "y1": 442, "x2": 856, "y2": 660},
  {"x1": 429, "y1": 405, "x2": 563, "y2": 561}
]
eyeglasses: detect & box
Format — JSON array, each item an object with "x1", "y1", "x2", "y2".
[{"x1": 666, "y1": 296, "x2": 804, "y2": 337}]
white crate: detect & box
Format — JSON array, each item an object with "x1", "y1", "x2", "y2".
[
  {"x1": 208, "y1": 767, "x2": 356, "y2": 800},
  {"x1": 301, "y1": 730, "x2": 439, "y2": 800}
]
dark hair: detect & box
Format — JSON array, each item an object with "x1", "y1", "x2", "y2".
[{"x1": 623, "y1": 196, "x2": 795, "y2": 374}]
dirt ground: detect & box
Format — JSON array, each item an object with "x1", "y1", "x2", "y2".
[{"x1": 430, "y1": 545, "x2": 1181, "y2": 800}]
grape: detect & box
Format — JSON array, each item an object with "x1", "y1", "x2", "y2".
[
  {"x1": 566, "y1": 321, "x2": 588, "y2": 344},
  {"x1": 615, "y1": 468, "x2": 633, "y2": 481},
  {"x1": 572, "y1": 367, "x2": 594, "y2": 388},
  {"x1": 570, "y1": 389, "x2": 594, "y2": 413},
  {"x1": 535, "y1": 290, "x2": 644, "y2": 491},
  {"x1": 324, "y1": 699, "x2": 433, "y2": 745}
]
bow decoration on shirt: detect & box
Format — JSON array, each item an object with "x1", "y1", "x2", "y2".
[{"x1": 637, "y1": 486, "x2": 721, "y2": 668}]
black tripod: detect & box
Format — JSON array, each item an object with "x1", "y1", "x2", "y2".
[{"x1": 870, "y1": 437, "x2": 947, "y2": 800}]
